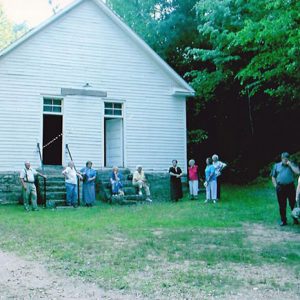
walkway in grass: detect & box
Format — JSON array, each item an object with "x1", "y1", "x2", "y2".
[{"x1": 0, "y1": 250, "x2": 138, "y2": 300}]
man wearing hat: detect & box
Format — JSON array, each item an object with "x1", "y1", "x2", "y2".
[
  {"x1": 20, "y1": 161, "x2": 47, "y2": 211},
  {"x1": 271, "y1": 152, "x2": 300, "y2": 226}
]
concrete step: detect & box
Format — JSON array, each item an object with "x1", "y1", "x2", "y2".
[
  {"x1": 46, "y1": 185, "x2": 66, "y2": 192},
  {"x1": 102, "y1": 180, "x2": 134, "y2": 189},
  {"x1": 123, "y1": 186, "x2": 136, "y2": 195},
  {"x1": 45, "y1": 180, "x2": 66, "y2": 186},
  {"x1": 46, "y1": 192, "x2": 66, "y2": 200}
]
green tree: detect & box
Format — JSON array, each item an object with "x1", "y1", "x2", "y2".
[
  {"x1": 0, "y1": 4, "x2": 27, "y2": 50},
  {"x1": 187, "y1": 0, "x2": 300, "y2": 103}
]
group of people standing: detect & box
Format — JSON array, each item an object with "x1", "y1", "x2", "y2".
[
  {"x1": 20, "y1": 152, "x2": 300, "y2": 227},
  {"x1": 169, "y1": 154, "x2": 227, "y2": 203},
  {"x1": 62, "y1": 162, "x2": 153, "y2": 206},
  {"x1": 20, "y1": 155, "x2": 227, "y2": 211}
]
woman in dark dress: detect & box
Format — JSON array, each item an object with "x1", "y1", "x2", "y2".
[{"x1": 169, "y1": 159, "x2": 183, "y2": 202}]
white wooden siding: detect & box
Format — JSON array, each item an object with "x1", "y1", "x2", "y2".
[
  {"x1": 0, "y1": 0, "x2": 187, "y2": 172},
  {"x1": 64, "y1": 95, "x2": 103, "y2": 168}
]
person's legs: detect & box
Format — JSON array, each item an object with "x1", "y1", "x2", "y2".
[
  {"x1": 217, "y1": 177, "x2": 221, "y2": 200},
  {"x1": 142, "y1": 182, "x2": 151, "y2": 200},
  {"x1": 193, "y1": 180, "x2": 199, "y2": 198},
  {"x1": 23, "y1": 184, "x2": 30, "y2": 211},
  {"x1": 71, "y1": 184, "x2": 78, "y2": 206},
  {"x1": 211, "y1": 180, "x2": 217, "y2": 202},
  {"x1": 65, "y1": 183, "x2": 73, "y2": 206},
  {"x1": 29, "y1": 183, "x2": 38, "y2": 210},
  {"x1": 276, "y1": 185, "x2": 287, "y2": 224},
  {"x1": 133, "y1": 181, "x2": 142, "y2": 195},
  {"x1": 189, "y1": 181, "x2": 194, "y2": 199},
  {"x1": 287, "y1": 184, "x2": 297, "y2": 224},
  {"x1": 205, "y1": 182, "x2": 211, "y2": 202}
]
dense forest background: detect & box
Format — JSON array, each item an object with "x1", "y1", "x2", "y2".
[{"x1": 1, "y1": 0, "x2": 299, "y2": 182}]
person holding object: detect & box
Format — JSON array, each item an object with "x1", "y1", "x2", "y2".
[
  {"x1": 62, "y1": 161, "x2": 83, "y2": 207},
  {"x1": 20, "y1": 161, "x2": 47, "y2": 211},
  {"x1": 132, "y1": 165, "x2": 152, "y2": 202},
  {"x1": 212, "y1": 154, "x2": 227, "y2": 200},
  {"x1": 110, "y1": 166, "x2": 124, "y2": 196},
  {"x1": 80, "y1": 161, "x2": 97, "y2": 207},
  {"x1": 169, "y1": 159, "x2": 183, "y2": 202},
  {"x1": 204, "y1": 157, "x2": 217, "y2": 203},
  {"x1": 271, "y1": 152, "x2": 300, "y2": 226},
  {"x1": 188, "y1": 159, "x2": 199, "y2": 200}
]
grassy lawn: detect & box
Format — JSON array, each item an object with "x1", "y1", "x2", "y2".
[{"x1": 0, "y1": 181, "x2": 299, "y2": 299}]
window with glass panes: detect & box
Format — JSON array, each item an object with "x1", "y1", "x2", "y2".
[
  {"x1": 43, "y1": 98, "x2": 62, "y2": 114},
  {"x1": 104, "y1": 102, "x2": 123, "y2": 116}
]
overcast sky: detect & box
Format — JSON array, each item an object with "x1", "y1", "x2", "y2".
[{"x1": 0, "y1": 0, "x2": 77, "y2": 27}]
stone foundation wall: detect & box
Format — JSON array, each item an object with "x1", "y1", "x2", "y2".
[
  {"x1": 0, "y1": 172, "x2": 22, "y2": 204},
  {"x1": 0, "y1": 171, "x2": 188, "y2": 205}
]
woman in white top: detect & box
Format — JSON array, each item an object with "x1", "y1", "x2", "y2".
[
  {"x1": 212, "y1": 154, "x2": 227, "y2": 200},
  {"x1": 62, "y1": 161, "x2": 82, "y2": 207}
]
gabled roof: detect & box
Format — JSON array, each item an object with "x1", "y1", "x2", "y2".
[{"x1": 0, "y1": 0, "x2": 195, "y2": 96}]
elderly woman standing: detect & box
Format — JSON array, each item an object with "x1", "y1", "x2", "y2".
[
  {"x1": 204, "y1": 157, "x2": 217, "y2": 203},
  {"x1": 62, "y1": 161, "x2": 82, "y2": 207},
  {"x1": 188, "y1": 159, "x2": 199, "y2": 200},
  {"x1": 80, "y1": 161, "x2": 97, "y2": 207},
  {"x1": 169, "y1": 160, "x2": 183, "y2": 202},
  {"x1": 110, "y1": 166, "x2": 124, "y2": 196},
  {"x1": 212, "y1": 154, "x2": 227, "y2": 200}
]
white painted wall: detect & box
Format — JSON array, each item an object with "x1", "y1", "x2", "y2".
[{"x1": 0, "y1": 0, "x2": 188, "y2": 172}]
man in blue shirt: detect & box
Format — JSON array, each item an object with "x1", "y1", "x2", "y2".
[{"x1": 271, "y1": 152, "x2": 300, "y2": 226}]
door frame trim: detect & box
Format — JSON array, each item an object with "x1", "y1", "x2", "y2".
[
  {"x1": 104, "y1": 117, "x2": 124, "y2": 168},
  {"x1": 40, "y1": 96, "x2": 64, "y2": 166}
]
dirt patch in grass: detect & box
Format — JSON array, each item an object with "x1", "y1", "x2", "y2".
[
  {"x1": 125, "y1": 259, "x2": 299, "y2": 299},
  {"x1": 0, "y1": 250, "x2": 139, "y2": 300},
  {"x1": 244, "y1": 223, "x2": 300, "y2": 248}
]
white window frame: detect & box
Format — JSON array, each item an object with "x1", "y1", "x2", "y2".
[
  {"x1": 104, "y1": 101, "x2": 123, "y2": 118},
  {"x1": 43, "y1": 97, "x2": 63, "y2": 115}
]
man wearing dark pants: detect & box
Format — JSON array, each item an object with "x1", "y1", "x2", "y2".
[{"x1": 271, "y1": 152, "x2": 300, "y2": 226}]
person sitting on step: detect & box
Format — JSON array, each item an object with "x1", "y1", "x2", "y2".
[
  {"x1": 110, "y1": 166, "x2": 124, "y2": 196},
  {"x1": 132, "y1": 165, "x2": 152, "y2": 202}
]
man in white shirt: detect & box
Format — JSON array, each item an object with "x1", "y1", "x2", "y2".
[
  {"x1": 132, "y1": 166, "x2": 152, "y2": 202},
  {"x1": 20, "y1": 161, "x2": 47, "y2": 211},
  {"x1": 212, "y1": 154, "x2": 227, "y2": 200},
  {"x1": 62, "y1": 161, "x2": 82, "y2": 207}
]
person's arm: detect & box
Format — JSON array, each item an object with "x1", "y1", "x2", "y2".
[
  {"x1": 169, "y1": 172, "x2": 178, "y2": 177},
  {"x1": 76, "y1": 172, "x2": 83, "y2": 180},
  {"x1": 62, "y1": 168, "x2": 68, "y2": 178},
  {"x1": 287, "y1": 161, "x2": 300, "y2": 175},
  {"x1": 132, "y1": 172, "x2": 138, "y2": 182},
  {"x1": 36, "y1": 171, "x2": 47, "y2": 179},
  {"x1": 220, "y1": 162, "x2": 227, "y2": 172},
  {"x1": 296, "y1": 177, "x2": 300, "y2": 203},
  {"x1": 270, "y1": 164, "x2": 277, "y2": 188},
  {"x1": 177, "y1": 168, "x2": 183, "y2": 178},
  {"x1": 272, "y1": 177, "x2": 277, "y2": 188},
  {"x1": 20, "y1": 178, "x2": 27, "y2": 190}
]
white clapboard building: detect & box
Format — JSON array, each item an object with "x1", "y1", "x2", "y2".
[{"x1": 0, "y1": 0, "x2": 194, "y2": 173}]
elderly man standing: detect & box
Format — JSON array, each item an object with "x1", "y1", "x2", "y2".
[
  {"x1": 271, "y1": 152, "x2": 300, "y2": 226},
  {"x1": 20, "y1": 161, "x2": 46, "y2": 211},
  {"x1": 132, "y1": 166, "x2": 152, "y2": 202}
]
